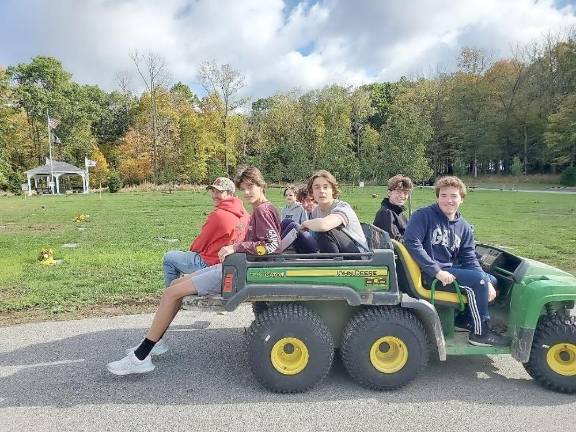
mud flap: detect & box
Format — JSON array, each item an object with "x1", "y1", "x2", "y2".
[{"x1": 400, "y1": 294, "x2": 447, "y2": 361}]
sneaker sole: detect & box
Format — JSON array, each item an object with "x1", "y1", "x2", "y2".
[
  {"x1": 125, "y1": 345, "x2": 168, "y2": 356},
  {"x1": 468, "y1": 339, "x2": 493, "y2": 347},
  {"x1": 107, "y1": 363, "x2": 155, "y2": 376},
  {"x1": 468, "y1": 339, "x2": 511, "y2": 347},
  {"x1": 151, "y1": 345, "x2": 169, "y2": 355}
]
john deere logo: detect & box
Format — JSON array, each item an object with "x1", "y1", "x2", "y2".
[{"x1": 335, "y1": 269, "x2": 382, "y2": 277}]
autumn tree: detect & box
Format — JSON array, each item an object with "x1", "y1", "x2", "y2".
[
  {"x1": 197, "y1": 60, "x2": 247, "y2": 175},
  {"x1": 253, "y1": 92, "x2": 309, "y2": 181},
  {"x1": 8, "y1": 56, "x2": 72, "y2": 165},
  {"x1": 89, "y1": 147, "x2": 110, "y2": 187},
  {"x1": 379, "y1": 81, "x2": 433, "y2": 182},
  {"x1": 350, "y1": 86, "x2": 375, "y2": 164},
  {"x1": 117, "y1": 129, "x2": 153, "y2": 184},
  {"x1": 545, "y1": 93, "x2": 576, "y2": 167},
  {"x1": 130, "y1": 50, "x2": 170, "y2": 183}
]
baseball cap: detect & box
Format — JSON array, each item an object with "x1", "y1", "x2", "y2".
[{"x1": 207, "y1": 177, "x2": 235, "y2": 194}]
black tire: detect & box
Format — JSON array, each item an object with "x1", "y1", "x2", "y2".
[
  {"x1": 246, "y1": 303, "x2": 334, "y2": 393},
  {"x1": 524, "y1": 314, "x2": 576, "y2": 394},
  {"x1": 341, "y1": 307, "x2": 429, "y2": 390},
  {"x1": 251, "y1": 301, "x2": 268, "y2": 317}
]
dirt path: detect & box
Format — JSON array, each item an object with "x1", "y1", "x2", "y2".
[{"x1": 0, "y1": 298, "x2": 159, "y2": 327}]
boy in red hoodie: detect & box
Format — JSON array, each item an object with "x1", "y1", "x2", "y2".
[{"x1": 162, "y1": 177, "x2": 250, "y2": 287}]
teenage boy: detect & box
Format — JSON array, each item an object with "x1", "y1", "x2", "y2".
[
  {"x1": 300, "y1": 170, "x2": 368, "y2": 253},
  {"x1": 296, "y1": 185, "x2": 318, "y2": 219},
  {"x1": 404, "y1": 176, "x2": 508, "y2": 347},
  {"x1": 373, "y1": 174, "x2": 413, "y2": 241},
  {"x1": 162, "y1": 177, "x2": 250, "y2": 287}
]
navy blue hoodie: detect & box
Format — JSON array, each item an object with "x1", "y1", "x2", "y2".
[{"x1": 403, "y1": 203, "x2": 482, "y2": 277}]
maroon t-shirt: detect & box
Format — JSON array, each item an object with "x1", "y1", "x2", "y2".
[{"x1": 233, "y1": 201, "x2": 281, "y2": 255}]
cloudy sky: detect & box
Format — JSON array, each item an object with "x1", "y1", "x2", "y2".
[{"x1": 1, "y1": 0, "x2": 576, "y2": 99}]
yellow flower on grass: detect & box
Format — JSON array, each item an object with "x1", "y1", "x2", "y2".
[
  {"x1": 38, "y1": 248, "x2": 56, "y2": 265},
  {"x1": 73, "y1": 214, "x2": 90, "y2": 223}
]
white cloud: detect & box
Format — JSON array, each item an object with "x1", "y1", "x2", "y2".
[{"x1": 0, "y1": 0, "x2": 574, "y2": 101}]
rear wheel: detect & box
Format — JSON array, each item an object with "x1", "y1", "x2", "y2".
[
  {"x1": 246, "y1": 303, "x2": 334, "y2": 393},
  {"x1": 341, "y1": 307, "x2": 429, "y2": 390},
  {"x1": 524, "y1": 314, "x2": 576, "y2": 394}
]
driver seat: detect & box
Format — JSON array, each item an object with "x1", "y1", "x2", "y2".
[{"x1": 392, "y1": 239, "x2": 468, "y2": 307}]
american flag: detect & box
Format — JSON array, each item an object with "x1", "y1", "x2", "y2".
[{"x1": 47, "y1": 116, "x2": 61, "y2": 129}]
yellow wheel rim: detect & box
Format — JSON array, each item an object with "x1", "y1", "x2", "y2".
[
  {"x1": 270, "y1": 337, "x2": 309, "y2": 375},
  {"x1": 370, "y1": 336, "x2": 408, "y2": 374},
  {"x1": 547, "y1": 343, "x2": 576, "y2": 376}
]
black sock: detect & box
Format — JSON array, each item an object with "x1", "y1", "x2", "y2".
[{"x1": 134, "y1": 338, "x2": 156, "y2": 360}]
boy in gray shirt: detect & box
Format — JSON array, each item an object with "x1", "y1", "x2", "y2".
[
  {"x1": 301, "y1": 170, "x2": 368, "y2": 253},
  {"x1": 281, "y1": 185, "x2": 308, "y2": 224}
]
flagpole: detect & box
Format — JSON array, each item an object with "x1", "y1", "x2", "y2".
[
  {"x1": 84, "y1": 157, "x2": 90, "y2": 193},
  {"x1": 46, "y1": 109, "x2": 54, "y2": 194}
]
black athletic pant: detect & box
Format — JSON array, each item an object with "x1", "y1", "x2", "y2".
[{"x1": 316, "y1": 228, "x2": 360, "y2": 253}]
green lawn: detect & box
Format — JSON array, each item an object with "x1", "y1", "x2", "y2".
[
  {"x1": 1, "y1": 187, "x2": 575, "y2": 318},
  {"x1": 460, "y1": 174, "x2": 567, "y2": 191}
]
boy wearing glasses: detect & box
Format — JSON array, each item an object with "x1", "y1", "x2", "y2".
[{"x1": 373, "y1": 175, "x2": 413, "y2": 241}]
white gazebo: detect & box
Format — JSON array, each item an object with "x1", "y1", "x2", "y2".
[{"x1": 25, "y1": 159, "x2": 89, "y2": 196}]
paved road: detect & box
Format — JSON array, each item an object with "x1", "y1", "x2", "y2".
[{"x1": 1, "y1": 306, "x2": 575, "y2": 432}]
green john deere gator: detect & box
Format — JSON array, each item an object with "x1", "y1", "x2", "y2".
[{"x1": 186, "y1": 224, "x2": 576, "y2": 394}]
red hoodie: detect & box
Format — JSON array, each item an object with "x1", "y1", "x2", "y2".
[{"x1": 190, "y1": 196, "x2": 250, "y2": 266}]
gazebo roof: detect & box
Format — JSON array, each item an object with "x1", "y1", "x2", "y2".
[{"x1": 25, "y1": 160, "x2": 85, "y2": 176}]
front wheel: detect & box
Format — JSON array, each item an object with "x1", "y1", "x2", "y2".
[
  {"x1": 341, "y1": 307, "x2": 429, "y2": 390},
  {"x1": 246, "y1": 303, "x2": 334, "y2": 393},
  {"x1": 524, "y1": 314, "x2": 576, "y2": 394}
]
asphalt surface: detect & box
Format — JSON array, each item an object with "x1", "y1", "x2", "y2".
[{"x1": 1, "y1": 306, "x2": 575, "y2": 432}]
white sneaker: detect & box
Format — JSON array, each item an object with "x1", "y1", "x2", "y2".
[
  {"x1": 125, "y1": 339, "x2": 169, "y2": 356},
  {"x1": 107, "y1": 351, "x2": 155, "y2": 376}
]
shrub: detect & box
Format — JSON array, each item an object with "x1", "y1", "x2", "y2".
[
  {"x1": 158, "y1": 167, "x2": 179, "y2": 184},
  {"x1": 560, "y1": 166, "x2": 576, "y2": 186},
  {"x1": 108, "y1": 171, "x2": 123, "y2": 193},
  {"x1": 510, "y1": 156, "x2": 523, "y2": 176},
  {"x1": 452, "y1": 161, "x2": 466, "y2": 177}
]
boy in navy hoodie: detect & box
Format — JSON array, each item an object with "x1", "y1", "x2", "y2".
[{"x1": 404, "y1": 176, "x2": 510, "y2": 347}]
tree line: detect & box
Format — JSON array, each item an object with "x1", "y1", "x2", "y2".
[{"x1": 1, "y1": 31, "x2": 576, "y2": 193}]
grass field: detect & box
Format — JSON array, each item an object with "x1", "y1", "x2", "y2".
[
  {"x1": 460, "y1": 174, "x2": 570, "y2": 191},
  {"x1": 1, "y1": 186, "x2": 575, "y2": 323}
]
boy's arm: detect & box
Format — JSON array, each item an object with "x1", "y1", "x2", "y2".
[
  {"x1": 403, "y1": 211, "x2": 442, "y2": 277},
  {"x1": 457, "y1": 225, "x2": 483, "y2": 272},
  {"x1": 373, "y1": 209, "x2": 400, "y2": 240},
  {"x1": 190, "y1": 210, "x2": 219, "y2": 251},
  {"x1": 234, "y1": 207, "x2": 280, "y2": 255},
  {"x1": 301, "y1": 214, "x2": 343, "y2": 232}
]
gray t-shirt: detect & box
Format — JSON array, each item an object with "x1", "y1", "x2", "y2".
[
  {"x1": 281, "y1": 203, "x2": 308, "y2": 225},
  {"x1": 311, "y1": 200, "x2": 369, "y2": 252}
]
